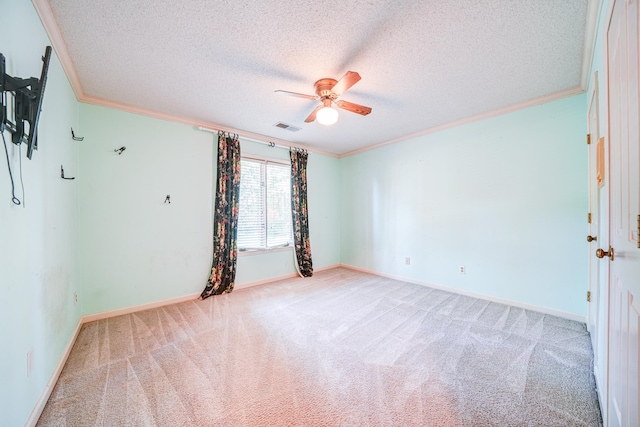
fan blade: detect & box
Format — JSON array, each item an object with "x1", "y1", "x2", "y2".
[
  {"x1": 331, "y1": 71, "x2": 361, "y2": 96},
  {"x1": 304, "y1": 105, "x2": 323, "y2": 123},
  {"x1": 335, "y1": 100, "x2": 372, "y2": 116},
  {"x1": 275, "y1": 90, "x2": 318, "y2": 100}
]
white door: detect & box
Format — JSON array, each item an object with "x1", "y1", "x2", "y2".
[
  {"x1": 605, "y1": 0, "x2": 640, "y2": 426},
  {"x1": 587, "y1": 74, "x2": 609, "y2": 417}
]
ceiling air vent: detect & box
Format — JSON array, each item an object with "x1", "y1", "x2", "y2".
[{"x1": 273, "y1": 122, "x2": 301, "y2": 132}]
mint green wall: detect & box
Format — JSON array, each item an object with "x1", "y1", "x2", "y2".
[
  {"x1": 340, "y1": 94, "x2": 588, "y2": 316},
  {"x1": 79, "y1": 105, "x2": 341, "y2": 314},
  {"x1": 78, "y1": 105, "x2": 213, "y2": 314},
  {"x1": 0, "y1": 1, "x2": 81, "y2": 425},
  {"x1": 307, "y1": 151, "x2": 342, "y2": 267}
]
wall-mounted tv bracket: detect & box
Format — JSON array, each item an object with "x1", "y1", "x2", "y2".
[
  {"x1": 71, "y1": 128, "x2": 84, "y2": 141},
  {"x1": 0, "y1": 46, "x2": 51, "y2": 159},
  {"x1": 60, "y1": 165, "x2": 75, "y2": 180}
]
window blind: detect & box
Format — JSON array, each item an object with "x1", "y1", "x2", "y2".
[{"x1": 237, "y1": 158, "x2": 292, "y2": 250}]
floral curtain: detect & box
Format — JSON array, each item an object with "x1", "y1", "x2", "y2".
[
  {"x1": 201, "y1": 132, "x2": 241, "y2": 299},
  {"x1": 290, "y1": 148, "x2": 313, "y2": 277}
]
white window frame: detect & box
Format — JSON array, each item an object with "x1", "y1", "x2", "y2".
[{"x1": 237, "y1": 154, "x2": 293, "y2": 254}]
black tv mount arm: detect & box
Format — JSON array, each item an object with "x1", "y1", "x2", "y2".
[{"x1": 0, "y1": 46, "x2": 51, "y2": 159}]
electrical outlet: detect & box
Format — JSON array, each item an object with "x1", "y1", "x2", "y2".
[
  {"x1": 74, "y1": 292, "x2": 78, "y2": 305},
  {"x1": 459, "y1": 265, "x2": 466, "y2": 274},
  {"x1": 405, "y1": 257, "x2": 411, "y2": 265},
  {"x1": 26, "y1": 348, "x2": 34, "y2": 377}
]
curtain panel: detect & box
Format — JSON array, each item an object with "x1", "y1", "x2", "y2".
[
  {"x1": 201, "y1": 132, "x2": 241, "y2": 299},
  {"x1": 290, "y1": 148, "x2": 313, "y2": 277}
]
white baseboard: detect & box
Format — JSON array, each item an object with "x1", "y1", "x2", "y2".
[
  {"x1": 235, "y1": 273, "x2": 298, "y2": 290},
  {"x1": 28, "y1": 263, "x2": 343, "y2": 423},
  {"x1": 235, "y1": 264, "x2": 340, "y2": 290},
  {"x1": 82, "y1": 292, "x2": 202, "y2": 323},
  {"x1": 85, "y1": 264, "x2": 341, "y2": 322},
  {"x1": 314, "y1": 263, "x2": 342, "y2": 273},
  {"x1": 339, "y1": 264, "x2": 587, "y2": 323},
  {"x1": 25, "y1": 318, "x2": 83, "y2": 427},
  {"x1": 37, "y1": 261, "x2": 547, "y2": 425}
]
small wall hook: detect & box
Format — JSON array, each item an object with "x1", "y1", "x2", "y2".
[
  {"x1": 114, "y1": 146, "x2": 126, "y2": 155},
  {"x1": 61, "y1": 165, "x2": 75, "y2": 180},
  {"x1": 164, "y1": 195, "x2": 171, "y2": 204},
  {"x1": 71, "y1": 128, "x2": 84, "y2": 141}
]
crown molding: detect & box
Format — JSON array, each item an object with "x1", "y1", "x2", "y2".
[
  {"x1": 339, "y1": 85, "x2": 586, "y2": 158},
  {"x1": 80, "y1": 94, "x2": 337, "y2": 157},
  {"x1": 581, "y1": 0, "x2": 604, "y2": 90},
  {"x1": 32, "y1": 0, "x2": 84, "y2": 99},
  {"x1": 32, "y1": 0, "x2": 595, "y2": 160},
  {"x1": 30, "y1": 0, "x2": 337, "y2": 158}
]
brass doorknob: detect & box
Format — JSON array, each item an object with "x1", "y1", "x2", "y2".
[
  {"x1": 587, "y1": 235, "x2": 597, "y2": 242},
  {"x1": 596, "y1": 246, "x2": 614, "y2": 261}
]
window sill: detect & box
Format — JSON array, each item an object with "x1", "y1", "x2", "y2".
[{"x1": 238, "y1": 246, "x2": 293, "y2": 257}]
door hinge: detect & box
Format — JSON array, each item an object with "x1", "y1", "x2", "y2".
[
  {"x1": 587, "y1": 133, "x2": 591, "y2": 145},
  {"x1": 588, "y1": 213, "x2": 592, "y2": 224},
  {"x1": 587, "y1": 291, "x2": 591, "y2": 302},
  {"x1": 637, "y1": 215, "x2": 639, "y2": 248}
]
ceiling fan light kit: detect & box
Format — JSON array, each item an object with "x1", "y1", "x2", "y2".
[
  {"x1": 317, "y1": 107, "x2": 338, "y2": 125},
  {"x1": 316, "y1": 99, "x2": 339, "y2": 125},
  {"x1": 276, "y1": 71, "x2": 372, "y2": 126}
]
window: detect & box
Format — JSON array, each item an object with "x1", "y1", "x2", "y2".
[{"x1": 237, "y1": 157, "x2": 293, "y2": 251}]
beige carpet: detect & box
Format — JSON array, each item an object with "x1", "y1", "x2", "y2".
[{"x1": 37, "y1": 268, "x2": 602, "y2": 426}]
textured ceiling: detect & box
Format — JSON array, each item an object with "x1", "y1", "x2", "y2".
[{"x1": 37, "y1": 0, "x2": 595, "y2": 156}]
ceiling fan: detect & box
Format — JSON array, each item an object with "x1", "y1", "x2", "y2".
[{"x1": 275, "y1": 71, "x2": 372, "y2": 125}]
